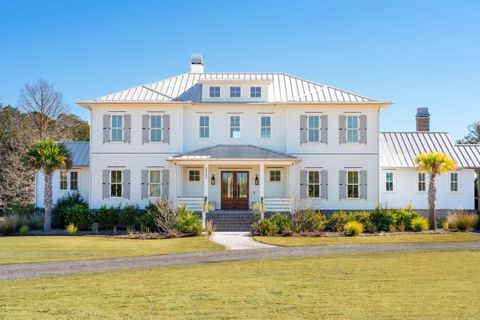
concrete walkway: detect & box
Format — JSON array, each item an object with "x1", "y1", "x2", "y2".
[
  {"x1": 210, "y1": 232, "x2": 276, "y2": 250},
  {"x1": 1, "y1": 242, "x2": 480, "y2": 281}
]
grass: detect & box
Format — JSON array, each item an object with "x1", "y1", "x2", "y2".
[
  {"x1": 0, "y1": 236, "x2": 223, "y2": 264},
  {"x1": 1, "y1": 250, "x2": 479, "y2": 319},
  {"x1": 255, "y1": 232, "x2": 480, "y2": 247}
]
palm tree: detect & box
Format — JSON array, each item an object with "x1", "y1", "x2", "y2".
[
  {"x1": 28, "y1": 138, "x2": 71, "y2": 230},
  {"x1": 416, "y1": 152, "x2": 456, "y2": 229}
]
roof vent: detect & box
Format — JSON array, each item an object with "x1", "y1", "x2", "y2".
[
  {"x1": 416, "y1": 107, "x2": 430, "y2": 131},
  {"x1": 190, "y1": 53, "x2": 204, "y2": 73}
]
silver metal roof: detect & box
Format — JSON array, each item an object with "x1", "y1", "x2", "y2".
[
  {"x1": 171, "y1": 144, "x2": 297, "y2": 161},
  {"x1": 380, "y1": 132, "x2": 480, "y2": 169},
  {"x1": 80, "y1": 72, "x2": 379, "y2": 104},
  {"x1": 63, "y1": 142, "x2": 89, "y2": 167}
]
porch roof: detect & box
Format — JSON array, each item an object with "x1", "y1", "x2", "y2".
[{"x1": 170, "y1": 144, "x2": 297, "y2": 161}]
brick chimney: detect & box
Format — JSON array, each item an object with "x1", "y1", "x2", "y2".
[{"x1": 416, "y1": 107, "x2": 430, "y2": 131}]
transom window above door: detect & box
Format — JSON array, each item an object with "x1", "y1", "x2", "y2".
[{"x1": 230, "y1": 86, "x2": 241, "y2": 97}]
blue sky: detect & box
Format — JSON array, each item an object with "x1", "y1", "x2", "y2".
[{"x1": 1, "y1": 0, "x2": 479, "y2": 139}]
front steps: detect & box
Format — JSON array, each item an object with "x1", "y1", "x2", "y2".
[{"x1": 206, "y1": 211, "x2": 257, "y2": 232}]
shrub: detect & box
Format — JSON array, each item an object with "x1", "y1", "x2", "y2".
[
  {"x1": 52, "y1": 192, "x2": 88, "y2": 228},
  {"x1": 19, "y1": 225, "x2": 29, "y2": 234},
  {"x1": 175, "y1": 206, "x2": 202, "y2": 235},
  {"x1": 205, "y1": 220, "x2": 215, "y2": 236},
  {"x1": 442, "y1": 222, "x2": 449, "y2": 231},
  {"x1": 251, "y1": 219, "x2": 279, "y2": 236},
  {"x1": 392, "y1": 208, "x2": 419, "y2": 231},
  {"x1": 91, "y1": 222, "x2": 99, "y2": 233},
  {"x1": 252, "y1": 201, "x2": 265, "y2": 219},
  {"x1": 0, "y1": 214, "x2": 21, "y2": 234},
  {"x1": 119, "y1": 205, "x2": 142, "y2": 229},
  {"x1": 6, "y1": 204, "x2": 35, "y2": 218},
  {"x1": 269, "y1": 214, "x2": 292, "y2": 233},
  {"x1": 348, "y1": 211, "x2": 374, "y2": 232},
  {"x1": 370, "y1": 206, "x2": 395, "y2": 232},
  {"x1": 330, "y1": 211, "x2": 348, "y2": 231},
  {"x1": 293, "y1": 209, "x2": 327, "y2": 233},
  {"x1": 64, "y1": 204, "x2": 92, "y2": 230},
  {"x1": 66, "y1": 223, "x2": 78, "y2": 235},
  {"x1": 411, "y1": 216, "x2": 429, "y2": 232},
  {"x1": 94, "y1": 206, "x2": 120, "y2": 230},
  {"x1": 149, "y1": 200, "x2": 177, "y2": 234},
  {"x1": 137, "y1": 207, "x2": 157, "y2": 232},
  {"x1": 447, "y1": 212, "x2": 479, "y2": 232},
  {"x1": 343, "y1": 221, "x2": 364, "y2": 236}
]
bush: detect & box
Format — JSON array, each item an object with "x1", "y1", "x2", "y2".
[
  {"x1": 6, "y1": 204, "x2": 35, "y2": 218},
  {"x1": 370, "y1": 206, "x2": 395, "y2": 232},
  {"x1": 19, "y1": 225, "x2": 29, "y2": 234},
  {"x1": 137, "y1": 206, "x2": 157, "y2": 232},
  {"x1": 447, "y1": 212, "x2": 479, "y2": 232},
  {"x1": 64, "y1": 204, "x2": 92, "y2": 230},
  {"x1": 94, "y1": 206, "x2": 120, "y2": 230},
  {"x1": 119, "y1": 205, "x2": 142, "y2": 229},
  {"x1": 268, "y1": 214, "x2": 292, "y2": 233},
  {"x1": 205, "y1": 220, "x2": 215, "y2": 236},
  {"x1": 175, "y1": 206, "x2": 202, "y2": 235},
  {"x1": 348, "y1": 211, "x2": 374, "y2": 232},
  {"x1": 411, "y1": 216, "x2": 429, "y2": 232},
  {"x1": 343, "y1": 221, "x2": 364, "y2": 236},
  {"x1": 252, "y1": 201, "x2": 265, "y2": 219},
  {"x1": 330, "y1": 211, "x2": 348, "y2": 231},
  {"x1": 0, "y1": 213, "x2": 42, "y2": 234},
  {"x1": 150, "y1": 200, "x2": 177, "y2": 234},
  {"x1": 293, "y1": 209, "x2": 327, "y2": 233},
  {"x1": 66, "y1": 223, "x2": 78, "y2": 235},
  {"x1": 252, "y1": 219, "x2": 279, "y2": 236},
  {"x1": 52, "y1": 193, "x2": 88, "y2": 228},
  {"x1": 392, "y1": 208, "x2": 419, "y2": 231}
]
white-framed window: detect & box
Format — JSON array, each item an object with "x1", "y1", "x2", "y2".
[
  {"x1": 70, "y1": 171, "x2": 78, "y2": 191},
  {"x1": 346, "y1": 115, "x2": 360, "y2": 143},
  {"x1": 250, "y1": 86, "x2": 261, "y2": 98},
  {"x1": 418, "y1": 173, "x2": 426, "y2": 192},
  {"x1": 230, "y1": 116, "x2": 241, "y2": 138},
  {"x1": 261, "y1": 116, "x2": 271, "y2": 138},
  {"x1": 385, "y1": 172, "x2": 394, "y2": 192},
  {"x1": 307, "y1": 115, "x2": 320, "y2": 142},
  {"x1": 450, "y1": 172, "x2": 458, "y2": 192},
  {"x1": 150, "y1": 115, "x2": 162, "y2": 142},
  {"x1": 209, "y1": 86, "x2": 220, "y2": 97},
  {"x1": 199, "y1": 115, "x2": 209, "y2": 138},
  {"x1": 60, "y1": 171, "x2": 68, "y2": 190},
  {"x1": 230, "y1": 86, "x2": 241, "y2": 97},
  {"x1": 347, "y1": 170, "x2": 360, "y2": 198},
  {"x1": 111, "y1": 115, "x2": 124, "y2": 142},
  {"x1": 269, "y1": 170, "x2": 281, "y2": 182},
  {"x1": 189, "y1": 170, "x2": 200, "y2": 182},
  {"x1": 149, "y1": 170, "x2": 161, "y2": 197},
  {"x1": 110, "y1": 170, "x2": 123, "y2": 197},
  {"x1": 308, "y1": 170, "x2": 320, "y2": 198}
]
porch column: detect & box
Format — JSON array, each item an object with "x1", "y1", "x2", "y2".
[
  {"x1": 260, "y1": 163, "x2": 265, "y2": 218},
  {"x1": 477, "y1": 169, "x2": 480, "y2": 212},
  {"x1": 202, "y1": 164, "x2": 209, "y2": 228}
]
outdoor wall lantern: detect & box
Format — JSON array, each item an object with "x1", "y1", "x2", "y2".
[
  {"x1": 255, "y1": 175, "x2": 259, "y2": 185},
  {"x1": 211, "y1": 174, "x2": 216, "y2": 185}
]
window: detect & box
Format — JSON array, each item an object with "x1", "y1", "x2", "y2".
[
  {"x1": 230, "y1": 116, "x2": 240, "y2": 138},
  {"x1": 418, "y1": 173, "x2": 426, "y2": 192},
  {"x1": 450, "y1": 173, "x2": 458, "y2": 192},
  {"x1": 199, "y1": 116, "x2": 209, "y2": 138},
  {"x1": 307, "y1": 115, "x2": 320, "y2": 142},
  {"x1": 346, "y1": 115, "x2": 359, "y2": 143},
  {"x1": 250, "y1": 86, "x2": 261, "y2": 98},
  {"x1": 230, "y1": 86, "x2": 241, "y2": 97},
  {"x1": 308, "y1": 171, "x2": 320, "y2": 198},
  {"x1": 60, "y1": 171, "x2": 68, "y2": 190},
  {"x1": 110, "y1": 170, "x2": 122, "y2": 197},
  {"x1": 270, "y1": 170, "x2": 281, "y2": 182},
  {"x1": 150, "y1": 115, "x2": 162, "y2": 142},
  {"x1": 261, "y1": 116, "x2": 271, "y2": 138},
  {"x1": 149, "y1": 170, "x2": 161, "y2": 197},
  {"x1": 111, "y1": 115, "x2": 123, "y2": 142},
  {"x1": 189, "y1": 170, "x2": 200, "y2": 182},
  {"x1": 70, "y1": 172, "x2": 78, "y2": 191},
  {"x1": 209, "y1": 86, "x2": 220, "y2": 97},
  {"x1": 385, "y1": 172, "x2": 394, "y2": 192},
  {"x1": 347, "y1": 171, "x2": 359, "y2": 198}
]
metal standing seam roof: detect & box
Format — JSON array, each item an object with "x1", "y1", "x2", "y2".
[
  {"x1": 170, "y1": 144, "x2": 297, "y2": 161},
  {"x1": 63, "y1": 142, "x2": 89, "y2": 167},
  {"x1": 380, "y1": 132, "x2": 480, "y2": 169},
  {"x1": 79, "y1": 72, "x2": 380, "y2": 104}
]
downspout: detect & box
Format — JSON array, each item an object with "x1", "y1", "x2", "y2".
[
  {"x1": 377, "y1": 105, "x2": 381, "y2": 207},
  {"x1": 88, "y1": 103, "x2": 92, "y2": 208}
]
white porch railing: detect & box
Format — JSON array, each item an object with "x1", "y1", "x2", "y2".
[
  {"x1": 176, "y1": 197, "x2": 203, "y2": 212},
  {"x1": 264, "y1": 198, "x2": 291, "y2": 212}
]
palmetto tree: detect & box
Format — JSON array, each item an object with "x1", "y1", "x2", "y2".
[
  {"x1": 416, "y1": 152, "x2": 457, "y2": 229},
  {"x1": 28, "y1": 138, "x2": 71, "y2": 230}
]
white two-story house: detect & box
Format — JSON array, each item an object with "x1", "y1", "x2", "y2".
[{"x1": 35, "y1": 55, "x2": 480, "y2": 218}]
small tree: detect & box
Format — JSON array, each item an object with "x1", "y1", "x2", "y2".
[
  {"x1": 27, "y1": 138, "x2": 71, "y2": 230},
  {"x1": 416, "y1": 152, "x2": 456, "y2": 229}
]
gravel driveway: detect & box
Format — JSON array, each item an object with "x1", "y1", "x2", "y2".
[{"x1": 1, "y1": 242, "x2": 479, "y2": 281}]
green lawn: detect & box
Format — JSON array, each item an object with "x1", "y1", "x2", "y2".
[
  {"x1": 255, "y1": 232, "x2": 480, "y2": 247},
  {"x1": 0, "y1": 236, "x2": 223, "y2": 264},
  {"x1": 1, "y1": 250, "x2": 479, "y2": 319}
]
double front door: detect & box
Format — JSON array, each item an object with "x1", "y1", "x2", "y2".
[{"x1": 221, "y1": 171, "x2": 249, "y2": 210}]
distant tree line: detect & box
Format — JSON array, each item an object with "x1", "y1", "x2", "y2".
[
  {"x1": 457, "y1": 121, "x2": 480, "y2": 144},
  {"x1": 0, "y1": 79, "x2": 89, "y2": 210}
]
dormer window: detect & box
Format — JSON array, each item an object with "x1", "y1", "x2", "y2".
[
  {"x1": 209, "y1": 86, "x2": 220, "y2": 98},
  {"x1": 230, "y1": 86, "x2": 241, "y2": 98},
  {"x1": 250, "y1": 86, "x2": 261, "y2": 98}
]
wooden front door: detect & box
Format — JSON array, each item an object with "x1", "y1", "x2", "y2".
[{"x1": 221, "y1": 171, "x2": 249, "y2": 210}]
